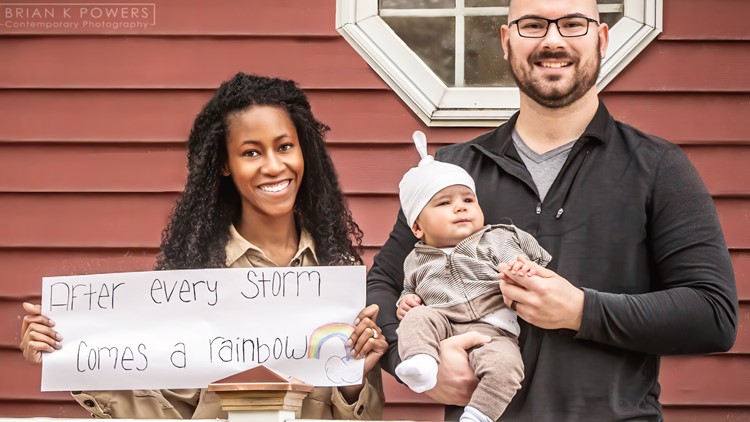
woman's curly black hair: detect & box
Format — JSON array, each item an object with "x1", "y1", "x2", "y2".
[{"x1": 155, "y1": 73, "x2": 363, "y2": 270}]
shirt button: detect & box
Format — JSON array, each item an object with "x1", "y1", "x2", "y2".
[
  {"x1": 291, "y1": 258, "x2": 301, "y2": 267},
  {"x1": 83, "y1": 400, "x2": 95, "y2": 407}
]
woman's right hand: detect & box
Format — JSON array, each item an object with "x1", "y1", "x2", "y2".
[{"x1": 19, "y1": 302, "x2": 62, "y2": 364}]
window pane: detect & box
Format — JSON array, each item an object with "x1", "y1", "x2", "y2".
[
  {"x1": 380, "y1": 0, "x2": 455, "y2": 9},
  {"x1": 466, "y1": 0, "x2": 510, "y2": 7},
  {"x1": 383, "y1": 16, "x2": 456, "y2": 85},
  {"x1": 600, "y1": 12, "x2": 623, "y2": 28},
  {"x1": 465, "y1": 15, "x2": 512, "y2": 86}
]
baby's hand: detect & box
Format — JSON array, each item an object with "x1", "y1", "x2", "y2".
[
  {"x1": 508, "y1": 256, "x2": 537, "y2": 277},
  {"x1": 397, "y1": 294, "x2": 423, "y2": 320}
]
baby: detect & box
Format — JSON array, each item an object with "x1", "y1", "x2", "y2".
[{"x1": 395, "y1": 131, "x2": 551, "y2": 422}]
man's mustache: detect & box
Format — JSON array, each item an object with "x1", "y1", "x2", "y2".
[{"x1": 530, "y1": 51, "x2": 575, "y2": 62}]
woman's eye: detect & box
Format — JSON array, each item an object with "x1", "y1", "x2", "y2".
[
  {"x1": 242, "y1": 150, "x2": 260, "y2": 157},
  {"x1": 279, "y1": 143, "x2": 293, "y2": 152}
]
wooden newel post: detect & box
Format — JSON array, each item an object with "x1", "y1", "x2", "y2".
[{"x1": 208, "y1": 366, "x2": 314, "y2": 422}]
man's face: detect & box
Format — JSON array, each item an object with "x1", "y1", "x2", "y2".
[{"x1": 501, "y1": 0, "x2": 609, "y2": 109}]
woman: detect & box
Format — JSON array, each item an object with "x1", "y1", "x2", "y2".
[{"x1": 19, "y1": 73, "x2": 387, "y2": 419}]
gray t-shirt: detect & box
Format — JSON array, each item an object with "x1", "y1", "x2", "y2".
[{"x1": 512, "y1": 129, "x2": 575, "y2": 202}]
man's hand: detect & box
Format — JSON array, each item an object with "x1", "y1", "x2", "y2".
[
  {"x1": 499, "y1": 256, "x2": 584, "y2": 331},
  {"x1": 424, "y1": 331, "x2": 489, "y2": 405},
  {"x1": 397, "y1": 294, "x2": 422, "y2": 320}
]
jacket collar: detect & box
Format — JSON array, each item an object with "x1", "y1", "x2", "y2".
[
  {"x1": 475, "y1": 99, "x2": 612, "y2": 154},
  {"x1": 225, "y1": 224, "x2": 318, "y2": 267}
]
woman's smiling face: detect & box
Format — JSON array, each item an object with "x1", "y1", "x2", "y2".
[{"x1": 223, "y1": 105, "x2": 304, "y2": 222}]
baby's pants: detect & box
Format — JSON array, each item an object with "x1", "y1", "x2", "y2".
[{"x1": 397, "y1": 306, "x2": 524, "y2": 420}]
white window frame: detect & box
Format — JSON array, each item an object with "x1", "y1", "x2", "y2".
[{"x1": 336, "y1": 0, "x2": 663, "y2": 126}]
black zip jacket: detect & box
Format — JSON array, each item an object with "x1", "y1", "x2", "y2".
[{"x1": 367, "y1": 101, "x2": 738, "y2": 421}]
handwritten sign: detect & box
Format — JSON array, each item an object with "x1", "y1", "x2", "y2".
[{"x1": 40, "y1": 266, "x2": 365, "y2": 391}]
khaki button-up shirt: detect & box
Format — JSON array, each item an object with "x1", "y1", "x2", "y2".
[{"x1": 72, "y1": 225, "x2": 384, "y2": 420}]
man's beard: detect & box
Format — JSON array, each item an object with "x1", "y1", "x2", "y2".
[{"x1": 508, "y1": 41, "x2": 602, "y2": 109}]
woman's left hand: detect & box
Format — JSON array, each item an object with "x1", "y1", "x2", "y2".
[{"x1": 347, "y1": 304, "x2": 387, "y2": 374}]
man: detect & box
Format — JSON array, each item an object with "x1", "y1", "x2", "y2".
[{"x1": 366, "y1": 0, "x2": 738, "y2": 420}]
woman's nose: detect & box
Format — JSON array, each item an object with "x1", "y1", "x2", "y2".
[{"x1": 261, "y1": 152, "x2": 284, "y2": 174}]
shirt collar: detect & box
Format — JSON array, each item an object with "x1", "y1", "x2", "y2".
[{"x1": 224, "y1": 224, "x2": 318, "y2": 267}]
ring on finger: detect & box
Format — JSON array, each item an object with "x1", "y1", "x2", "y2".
[
  {"x1": 510, "y1": 300, "x2": 519, "y2": 311},
  {"x1": 371, "y1": 327, "x2": 378, "y2": 339}
]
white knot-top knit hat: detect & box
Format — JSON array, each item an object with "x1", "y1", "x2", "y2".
[{"x1": 399, "y1": 130, "x2": 477, "y2": 228}]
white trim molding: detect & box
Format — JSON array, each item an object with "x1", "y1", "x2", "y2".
[{"x1": 336, "y1": 0, "x2": 663, "y2": 127}]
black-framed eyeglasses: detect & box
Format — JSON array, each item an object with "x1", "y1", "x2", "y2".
[{"x1": 509, "y1": 16, "x2": 599, "y2": 38}]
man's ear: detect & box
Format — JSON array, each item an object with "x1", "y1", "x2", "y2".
[
  {"x1": 411, "y1": 221, "x2": 424, "y2": 240},
  {"x1": 598, "y1": 22, "x2": 610, "y2": 59},
  {"x1": 500, "y1": 25, "x2": 511, "y2": 61}
]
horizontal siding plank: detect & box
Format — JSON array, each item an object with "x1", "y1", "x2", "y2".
[
  {"x1": 661, "y1": 0, "x2": 748, "y2": 41},
  {"x1": 681, "y1": 145, "x2": 750, "y2": 196},
  {"x1": 1, "y1": 90, "x2": 747, "y2": 144},
  {"x1": 715, "y1": 199, "x2": 750, "y2": 249},
  {"x1": 0, "y1": 400, "x2": 87, "y2": 417},
  {"x1": 0, "y1": 0, "x2": 337, "y2": 36},
  {"x1": 662, "y1": 407, "x2": 750, "y2": 422},
  {"x1": 0, "y1": 37, "x2": 382, "y2": 90},
  {"x1": 382, "y1": 403, "x2": 445, "y2": 421},
  {"x1": 2, "y1": 194, "x2": 750, "y2": 249},
  {"x1": 0, "y1": 193, "x2": 175, "y2": 248},
  {"x1": 732, "y1": 251, "x2": 750, "y2": 300},
  {"x1": 2, "y1": 143, "x2": 749, "y2": 197},
  {"x1": 0, "y1": 143, "x2": 188, "y2": 193},
  {"x1": 601, "y1": 93, "x2": 750, "y2": 144},
  {"x1": 660, "y1": 355, "x2": 750, "y2": 405},
  {"x1": 605, "y1": 42, "x2": 750, "y2": 92}
]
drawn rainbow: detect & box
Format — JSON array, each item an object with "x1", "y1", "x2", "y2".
[{"x1": 307, "y1": 322, "x2": 355, "y2": 359}]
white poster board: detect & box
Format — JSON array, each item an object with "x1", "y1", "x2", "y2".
[{"x1": 40, "y1": 266, "x2": 366, "y2": 391}]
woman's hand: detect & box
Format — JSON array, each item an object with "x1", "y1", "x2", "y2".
[
  {"x1": 347, "y1": 304, "x2": 388, "y2": 374},
  {"x1": 19, "y1": 302, "x2": 62, "y2": 364},
  {"x1": 338, "y1": 304, "x2": 388, "y2": 403}
]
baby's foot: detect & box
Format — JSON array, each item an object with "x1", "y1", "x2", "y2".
[{"x1": 395, "y1": 354, "x2": 438, "y2": 393}]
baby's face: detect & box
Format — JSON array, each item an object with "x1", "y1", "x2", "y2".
[{"x1": 412, "y1": 185, "x2": 485, "y2": 248}]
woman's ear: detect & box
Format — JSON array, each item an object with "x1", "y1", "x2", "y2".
[{"x1": 222, "y1": 164, "x2": 231, "y2": 177}]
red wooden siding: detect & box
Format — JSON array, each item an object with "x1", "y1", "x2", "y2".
[{"x1": 1, "y1": 0, "x2": 749, "y2": 419}]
